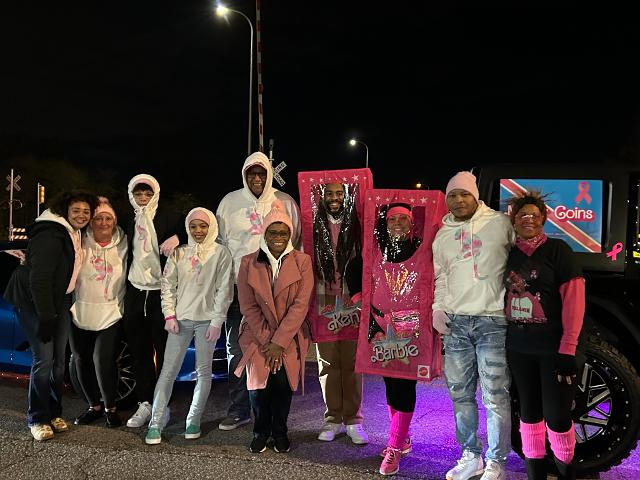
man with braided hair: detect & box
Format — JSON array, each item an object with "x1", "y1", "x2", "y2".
[{"x1": 313, "y1": 182, "x2": 369, "y2": 445}]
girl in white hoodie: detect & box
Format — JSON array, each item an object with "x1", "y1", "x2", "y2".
[{"x1": 145, "y1": 207, "x2": 234, "y2": 444}]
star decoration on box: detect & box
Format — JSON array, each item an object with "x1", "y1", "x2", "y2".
[{"x1": 373, "y1": 324, "x2": 412, "y2": 350}]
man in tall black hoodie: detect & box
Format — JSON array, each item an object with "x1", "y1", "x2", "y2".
[{"x1": 123, "y1": 174, "x2": 187, "y2": 428}]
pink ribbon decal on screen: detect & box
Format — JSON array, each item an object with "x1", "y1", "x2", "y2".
[
  {"x1": 606, "y1": 242, "x2": 623, "y2": 262},
  {"x1": 575, "y1": 181, "x2": 592, "y2": 204}
]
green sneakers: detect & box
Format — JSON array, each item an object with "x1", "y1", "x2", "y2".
[
  {"x1": 145, "y1": 426, "x2": 162, "y2": 445},
  {"x1": 185, "y1": 424, "x2": 201, "y2": 440}
]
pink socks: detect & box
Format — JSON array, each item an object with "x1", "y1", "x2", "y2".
[
  {"x1": 388, "y1": 411, "x2": 413, "y2": 450},
  {"x1": 547, "y1": 423, "x2": 576, "y2": 464},
  {"x1": 520, "y1": 420, "x2": 546, "y2": 459},
  {"x1": 387, "y1": 405, "x2": 397, "y2": 421}
]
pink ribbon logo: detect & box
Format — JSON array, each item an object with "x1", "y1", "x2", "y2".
[
  {"x1": 575, "y1": 181, "x2": 592, "y2": 204},
  {"x1": 606, "y1": 242, "x2": 623, "y2": 262}
]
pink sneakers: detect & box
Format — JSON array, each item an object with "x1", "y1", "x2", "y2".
[
  {"x1": 380, "y1": 437, "x2": 412, "y2": 457},
  {"x1": 379, "y1": 447, "x2": 402, "y2": 476}
]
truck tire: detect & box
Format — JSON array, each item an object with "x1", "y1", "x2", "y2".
[
  {"x1": 510, "y1": 335, "x2": 640, "y2": 475},
  {"x1": 68, "y1": 339, "x2": 136, "y2": 409}
]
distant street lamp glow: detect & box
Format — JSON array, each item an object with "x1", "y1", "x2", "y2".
[
  {"x1": 215, "y1": 5, "x2": 229, "y2": 16},
  {"x1": 348, "y1": 138, "x2": 369, "y2": 168},
  {"x1": 416, "y1": 183, "x2": 422, "y2": 189},
  {"x1": 216, "y1": 4, "x2": 254, "y2": 155}
]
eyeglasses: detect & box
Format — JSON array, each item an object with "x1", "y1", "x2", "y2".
[
  {"x1": 515, "y1": 212, "x2": 542, "y2": 220},
  {"x1": 246, "y1": 171, "x2": 268, "y2": 179},
  {"x1": 265, "y1": 230, "x2": 290, "y2": 239}
]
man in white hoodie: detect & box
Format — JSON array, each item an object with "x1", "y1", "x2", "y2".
[
  {"x1": 216, "y1": 152, "x2": 301, "y2": 430},
  {"x1": 432, "y1": 171, "x2": 514, "y2": 480}
]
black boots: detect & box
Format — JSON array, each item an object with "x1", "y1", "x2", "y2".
[
  {"x1": 553, "y1": 456, "x2": 576, "y2": 480},
  {"x1": 525, "y1": 457, "x2": 547, "y2": 480},
  {"x1": 525, "y1": 456, "x2": 575, "y2": 480}
]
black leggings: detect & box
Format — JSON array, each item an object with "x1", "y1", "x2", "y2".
[
  {"x1": 383, "y1": 376, "x2": 417, "y2": 413},
  {"x1": 69, "y1": 321, "x2": 120, "y2": 409},
  {"x1": 249, "y1": 367, "x2": 293, "y2": 439},
  {"x1": 507, "y1": 349, "x2": 576, "y2": 432},
  {"x1": 123, "y1": 287, "x2": 166, "y2": 403}
]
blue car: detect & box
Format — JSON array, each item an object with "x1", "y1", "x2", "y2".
[{"x1": 0, "y1": 241, "x2": 228, "y2": 406}]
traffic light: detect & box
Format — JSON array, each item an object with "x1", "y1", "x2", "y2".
[{"x1": 38, "y1": 184, "x2": 45, "y2": 204}]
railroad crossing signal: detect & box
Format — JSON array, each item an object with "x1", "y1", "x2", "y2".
[
  {"x1": 5, "y1": 174, "x2": 21, "y2": 192},
  {"x1": 272, "y1": 160, "x2": 286, "y2": 187},
  {"x1": 11, "y1": 227, "x2": 27, "y2": 240}
]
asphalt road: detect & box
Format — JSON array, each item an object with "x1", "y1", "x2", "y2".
[{"x1": 0, "y1": 362, "x2": 638, "y2": 480}]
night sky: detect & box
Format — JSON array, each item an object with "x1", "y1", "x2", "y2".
[{"x1": 1, "y1": 2, "x2": 639, "y2": 216}]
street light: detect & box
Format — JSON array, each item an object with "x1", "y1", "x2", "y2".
[
  {"x1": 348, "y1": 138, "x2": 369, "y2": 168},
  {"x1": 216, "y1": 5, "x2": 254, "y2": 156}
]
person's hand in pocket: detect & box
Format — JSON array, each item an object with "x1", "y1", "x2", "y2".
[{"x1": 433, "y1": 310, "x2": 451, "y2": 335}]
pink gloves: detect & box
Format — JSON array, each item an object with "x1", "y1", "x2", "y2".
[
  {"x1": 165, "y1": 316, "x2": 179, "y2": 334},
  {"x1": 205, "y1": 325, "x2": 222, "y2": 343},
  {"x1": 159, "y1": 234, "x2": 180, "y2": 257},
  {"x1": 432, "y1": 310, "x2": 451, "y2": 335}
]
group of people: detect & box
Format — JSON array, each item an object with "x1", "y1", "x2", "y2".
[{"x1": 5, "y1": 155, "x2": 585, "y2": 480}]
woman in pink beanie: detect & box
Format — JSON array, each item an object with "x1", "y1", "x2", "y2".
[
  {"x1": 235, "y1": 200, "x2": 313, "y2": 454},
  {"x1": 69, "y1": 197, "x2": 127, "y2": 429}
]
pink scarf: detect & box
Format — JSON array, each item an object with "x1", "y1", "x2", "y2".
[{"x1": 515, "y1": 233, "x2": 547, "y2": 257}]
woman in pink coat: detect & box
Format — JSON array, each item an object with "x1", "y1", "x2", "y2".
[{"x1": 235, "y1": 200, "x2": 313, "y2": 454}]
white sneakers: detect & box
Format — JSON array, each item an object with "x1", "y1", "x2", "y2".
[
  {"x1": 480, "y1": 460, "x2": 505, "y2": 480},
  {"x1": 127, "y1": 402, "x2": 170, "y2": 428},
  {"x1": 127, "y1": 402, "x2": 152, "y2": 428},
  {"x1": 317, "y1": 422, "x2": 343, "y2": 441},
  {"x1": 317, "y1": 423, "x2": 369, "y2": 444},
  {"x1": 446, "y1": 450, "x2": 485, "y2": 480},
  {"x1": 345, "y1": 424, "x2": 369, "y2": 444}
]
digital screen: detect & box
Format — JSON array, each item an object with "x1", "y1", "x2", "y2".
[{"x1": 499, "y1": 178, "x2": 603, "y2": 253}]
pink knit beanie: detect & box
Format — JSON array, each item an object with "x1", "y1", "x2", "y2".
[
  {"x1": 94, "y1": 196, "x2": 117, "y2": 223},
  {"x1": 187, "y1": 209, "x2": 210, "y2": 226},
  {"x1": 445, "y1": 171, "x2": 479, "y2": 202},
  {"x1": 262, "y1": 200, "x2": 293, "y2": 234}
]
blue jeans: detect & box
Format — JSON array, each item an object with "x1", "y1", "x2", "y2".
[
  {"x1": 19, "y1": 302, "x2": 71, "y2": 427},
  {"x1": 150, "y1": 320, "x2": 214, "y2": 428},
  {"x1": 443, "y1": 315, "x2": 511, "y2": 464}
]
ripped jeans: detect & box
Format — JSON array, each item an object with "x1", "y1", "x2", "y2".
[{"x1": 443, "y1": 315, "x2": 511, "y2": 464}]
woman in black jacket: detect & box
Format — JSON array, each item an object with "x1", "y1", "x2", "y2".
[{"x1": 5, "y1": 190, "x2": 98, "y2": 441}]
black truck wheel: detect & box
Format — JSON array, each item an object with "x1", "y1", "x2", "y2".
[{"x1": 510, "y1": 335, "x2": 640, "y2": 475}]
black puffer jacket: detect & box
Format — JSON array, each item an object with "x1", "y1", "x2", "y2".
[{"x1": 4, "y1": 220, "x2": 75, "y2": 319}]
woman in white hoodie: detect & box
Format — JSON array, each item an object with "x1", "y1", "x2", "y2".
[
  {"x1": 70, "y1": 198, "x2": 127, "y2": 428},
  {"x1": 4, "y1": 190, "x2": 98, "y2": 441},
  {"x1": 145, "y1": 207, "x2": 234, "y2": 444}
]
